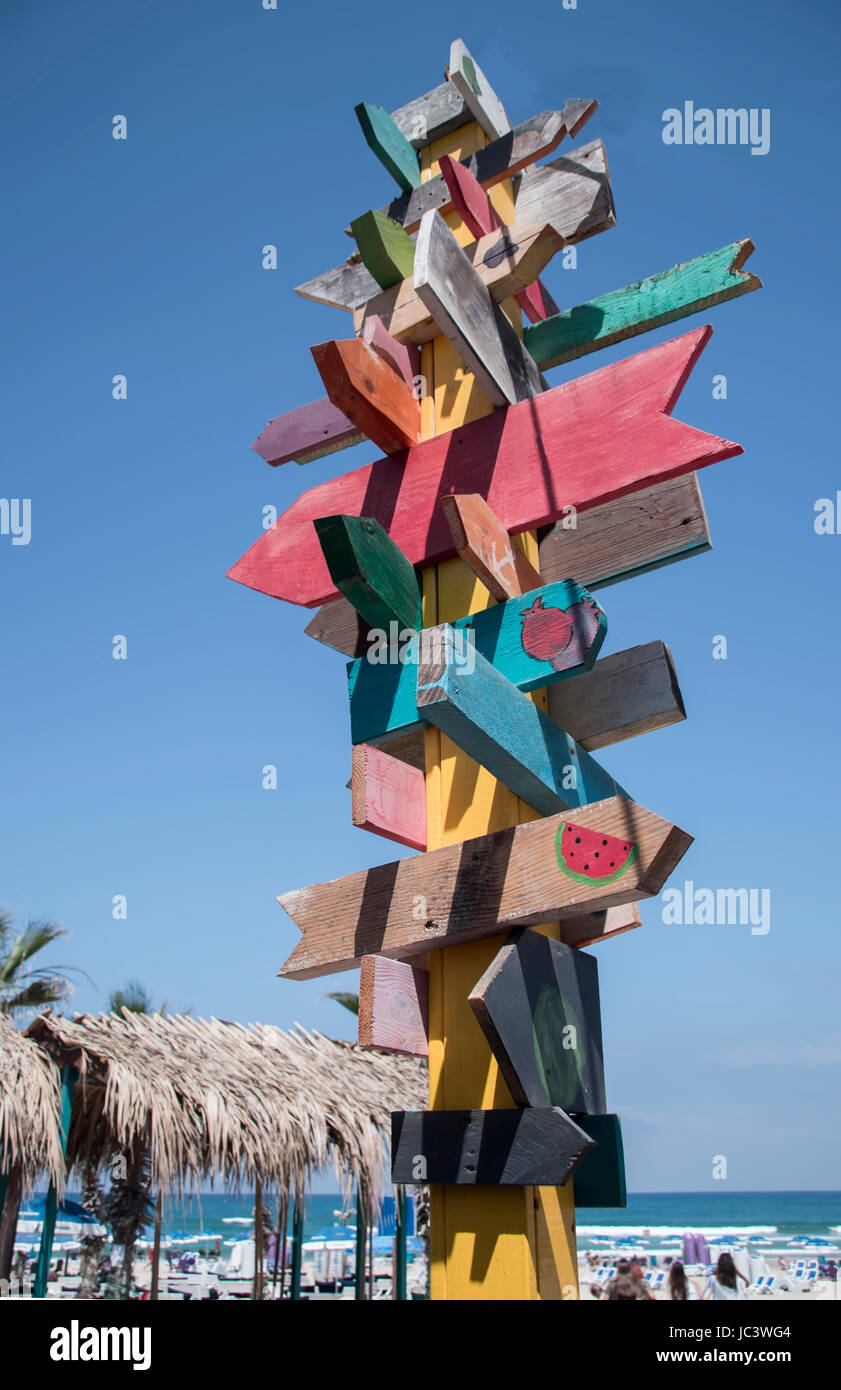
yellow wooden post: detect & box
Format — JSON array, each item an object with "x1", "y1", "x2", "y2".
[{"x1": 419, "y1": 122, "x2": 578, "y2": 1301}]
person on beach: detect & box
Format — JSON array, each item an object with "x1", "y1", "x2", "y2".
[
  {"x1": 705, "y1": 1252, "x2": 748, "y2": 1300},
  {"x1": 605, "y1": 1276, "x2": 639, "y2": 1301},
  {"x1": 667, "y1": 1260, "x2": 701, "y2": 1300},
  {"x1": 629, "y1": 1259, "x2": 654, "y2": 1300}
]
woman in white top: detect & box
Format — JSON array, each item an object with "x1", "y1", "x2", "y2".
[{"x1": 705, "y1": 1252, "x2": 749, "y2": 1300}]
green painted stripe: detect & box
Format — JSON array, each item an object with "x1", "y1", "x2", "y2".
[{"x1": 525, "y1": 241, "x2": 760, "y2": 369}]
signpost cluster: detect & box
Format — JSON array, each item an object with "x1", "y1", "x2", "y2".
[{"x1": 230, "y1": 38, "x2": 760, "y2": 1300}]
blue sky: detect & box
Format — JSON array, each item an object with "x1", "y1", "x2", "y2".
[{"x1": 2, "y1": 0, "x2": 840, "y2": 1192}]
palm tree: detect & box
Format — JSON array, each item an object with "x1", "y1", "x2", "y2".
[
  {"x1": 325, "y1": 991, "x2": 359, "y2": 1016},
  {"x1": 102, "y1": 982, "x2": 159, "y2": 1296},
  {"x1": 0, "y1": 910, "x2": 81, "y2": 1018}
]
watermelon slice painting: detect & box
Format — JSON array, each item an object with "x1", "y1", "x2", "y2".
[{"x1": 555, "y1": 820, "x2": 638, "y2": 887}]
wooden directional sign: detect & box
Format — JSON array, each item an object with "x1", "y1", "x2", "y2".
[
  {"x1": 305, "y1": 598, "x2": 371, "y2": 658},
  {"x1": 295, "y1": 137, "x2": 611, "y2": 312},
  {"x1": 349, "y1": 210, "x2": 416, "y2": 290},
  {"x1": 525, "y1": 240, "x2": 761, "y2": 369},
  {"x1": 354, "y1": 222, "x2": 563, "y2": 342},
  {"x1": 438, "y1": 154, "x2": 559, "y2": 323},
  {"x1": 358, "y1": 955, "x2": 428, "y2": 1055},
  {"x1": 276, "y1": 796, "x2": 692, "y2": 978},
  {"x1": 371, "y1": 104, "x2": 596, "y2": 234},
  {"x1": 354, "y1": 102, "x2": 422, "y2": 192},
  {"x1": 512, "y1": 139, "x2": 616, "y2": 245},
  {"x1": 228, "y1": 328, "x2": 739, "y2": 607},
  {"x1": 548, "y1": 641, "x2": 686, "y2": 751},
  {"x1": 252, "y1": 397, "x2": 364, "y2": 468},
  {"x1": 446, "y1": 39, "x2": 511, "y2": 141},
  {"x1": 313, "y1": 514, "x2": 422, "y2": 633},
  {"x1": 440, "y1": 493, "x2": 542, "y2": 600},
  {"x1": 468, "y1": 930, "x2": 606, "y2": 1112},
  {"x1": 390, "y1": 81, "x2": 471, "y2": 149},
  {"x1": 348, "y1": 579, "x2": 606, "y2": 747},
  {"x1": 391, "y1": 1107, "x2": 593, "y2": 1185},
  {"x1": 414, "y1": 209, "x2": 545, "y2": 405},
  {"x1": 539, "y1": 472, "x2": 712, "y2": 591},
  {"x1": 351, "y1": 743, "x2": 426, "y2": 851},
  {"x1": 311, "y1": 339, "x2": 420, "y2": 455},
  {"x1": 360, "y1": 315, "x2": 420, "y2": 389},
  {"x1": 416, "y1": 623, "x2": 624, "y2": 816},
  {"x1": 569, "y1": 1113, "x2": 626, "y2": 1207}
]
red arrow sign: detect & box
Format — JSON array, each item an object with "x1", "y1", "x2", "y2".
[{"x1": 228, "y1": 327, "x2": 740, "y2": 608}]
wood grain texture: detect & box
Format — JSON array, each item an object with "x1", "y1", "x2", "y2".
[
  {"x1": 310, "y1": 338, "x2": 421, "y2": 455},
  {"x1": 313, "y1": 513, "x2": 422, "y2": 633},
  {"x1": 447, "y1": 39, "x2": 511, "y2": 140},
  {"x1": 351, "y1": 743, "x2": 427, "y2": 850},
  {"x1": 373, "y1": 106, "x2": 594, "y2": 234},
  {"x1": 293, "y1": 137, "x2": 612, "y2": 314},
  {"x1": 391, "y1": 1107, "x2": 593, "y2": 1185},
  {"x1": 360, "y1": 315, "x2": 420, "y2": 389},
  {"x1": 228, "y1": 328, "x2": 738, "y2": 607},
  {"x1": 276, "y1": 796, "x2": 693, "y2": 978},
  {"x1": 468, "y1": 930, "x2": 606, "y2": 1111},
  {"x1": 525, "y1": 240, "x2": 761, "y2": 369},
  {"x1": 548, "y1": 641, "x2": 686, "y2": 751},
  {"x1": 569, "y1": 1113, "x2": 626, "y2": 1207},
  {"x1": 348, "y1": 579, "x2": 606, "y2": 747},
  {"x1": 513, "y1": 138, "x2": 616, "y2": 245},
  {"x1": 251, "y1": 397, "x2": 364, "y2": 468},
  {"x1": 354, "y1": 102, "x2": 422, "y2": 192},
  {"x1": 304, "y1": 597, "x2": 370, "y2": 657},
  {"x1": 440, "y1": 493, "x2": 542, "y2": 599},
  {"x1": 349, "y1": 210, "x2": 417, "y2": 290},
  {"x1": 414, "y1": 208, "x2": 545, "y2": 405},
  {"x1": 390, "y1": 81, "x2": 472, "y2": 150},
  {"x1": 416, "y1": 623, "x2": 624, "y2": 816},
  {"x1": 538, "y1": 471, "x2": 712, "y2": 590},
  {"x1": 353, "y1": 221, "x2": 563, "y2": 342},
  {"x1": 358, "y1": 955, "x2": 428, "y2": 1055},
  {"x1": 438, "y1": 153, "x2": 559, "y2": 323}
]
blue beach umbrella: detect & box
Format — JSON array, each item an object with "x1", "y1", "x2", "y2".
[{"x1": 29, "y1": 1195, "x2": 98, "y2": 1224}]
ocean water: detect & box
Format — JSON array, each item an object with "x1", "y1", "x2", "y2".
[{"x1": 55, "y1": 1189, "x2": 841, "y2": 1245}]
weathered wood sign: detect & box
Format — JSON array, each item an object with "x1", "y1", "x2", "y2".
[
  {"x1": 276, "y1": 796, "x2": 693, "y2": 978},
  {"x1": 371, "y1": 104, "x2": 597, "y2": 234},
  {"x1": 390, "y1": 81, "x2": 471, "y2": 149},
  {"x1": 416, "y1": 623, "x2": 624, "y2": 815},
  {"x1": 348, "y1": 578, "x2": 606, "y2": 746},
  {"x1": 360, "y1": 314, "x2": 420, "y2": 388},
  {"x1": 354, "y1": 222, "x2": 563, "y2": 342},
  {"x1": 569, "y1": 1113, "x2": 626, "y2": 1207},
  {"x1": 538, "y1": 472, "x2": 712, "y2": 590},
  {"x1": 228, "y1": 328, "x2": 739, "y2": 607},
  {"x1": 440, "y1": 493, "x2": 542, "y2": 600},
  {"x1": 391, "y1": 1107, "x2": 593, "y2": 1185},
  {"x1": 547, "y1": 641, "x2": 685, "y2": 751},
  {"x1": 314, "y1": 513, "x2": 422, "y2": 633},
  {"x1": 414, "y1": 209, "x2": 545, "y2": 405},
  {"x1": 525, "y1": 240, "x2": 761, "y2": 368},
  {"x1": 311, "y1": 339, "x2": 421, "y2": 454},
  {"x1": 438, "y1": 154, "x2": 558, "y2": 323},
  {"x1": 468, "y1": 930, "x2": 606, "y2": 1112},
  {"x1": 447, "y1": 39, "x2": 511, "y2": 141},
  {"x1": 358, "y1": 955, "x2": 429, "y2": 1055},
  {"x1": 351, "y1": 743, "x2": 426, "y2": 850},
  {"x1": 354, "y1": 102, "x2": 422, "y2": 192}
]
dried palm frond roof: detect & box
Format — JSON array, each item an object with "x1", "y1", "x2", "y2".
[
  {"x1": 26, "y1": 1012, "x2": 426, "y2": 1205},
  {"x1": 0, "y1": 1015, "x2": 65, "y2": 1191}
]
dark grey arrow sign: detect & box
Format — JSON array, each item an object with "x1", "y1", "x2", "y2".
[{"x1": 390, "y1": 1106, "x2": 593, "y2": 1185}]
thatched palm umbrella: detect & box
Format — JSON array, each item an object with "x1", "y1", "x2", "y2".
[
  {"x1": 0, "y1": 1017, "x2": 65, "y2": 1280},
  {"x1": 26, "y1": 1011, "x2": 426, "y2": 1297}
]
